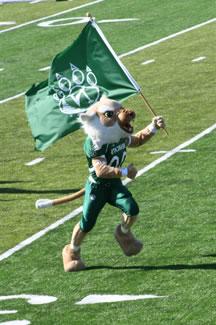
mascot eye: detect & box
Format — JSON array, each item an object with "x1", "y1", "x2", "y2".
[{"x1": 104, "y1": 111, "x2": 114, "y2": 118}]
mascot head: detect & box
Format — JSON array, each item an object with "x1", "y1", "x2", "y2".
[{"x1": 79, "y1": 96, "x2": 135, "y2": 149}]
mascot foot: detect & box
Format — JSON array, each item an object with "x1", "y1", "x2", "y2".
[
  {"x1": 114, "y1": 224, "x2": 143, "y2": 256},
  {"x1": 62, "y1": 244, "x2": 86, "y2": 272}
]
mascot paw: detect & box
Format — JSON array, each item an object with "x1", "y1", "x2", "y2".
[
  {"x1": 62, "y1": 244, "x2": 86, "y2": 272},
  {"x1": 114, "y1": 224, "x2": 143, "y2": 256}
]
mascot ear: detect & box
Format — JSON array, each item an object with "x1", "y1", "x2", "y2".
[
  {"x1": 79, "y1": 100, "x2": 99, "y2": 123},
  {"x1": 99, "y1": 95, "x2": 122, "y2": 110},
  {"x1": 79, "y1": 109, "x2": 96, "y2": 123}
]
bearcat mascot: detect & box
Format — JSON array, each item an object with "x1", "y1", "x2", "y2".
[{"x1": 62, "y1": 96, "x2": 165, "y2": 271}]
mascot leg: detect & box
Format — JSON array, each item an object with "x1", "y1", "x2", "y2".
[
  {"x1": 62, "y1": 222, "x2": 86, "y2": 272},
  {"x1": 114, "y1": 213, "x2": 143, "y2": 256}
]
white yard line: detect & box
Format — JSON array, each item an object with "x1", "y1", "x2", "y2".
[
  {"x1": 0, "y1": 310, "x2": 17, "y2": 314},
  {"x1": 0, "y1": 0, "x2": 105, "y2": 34},
  {"x1": 0, "y1": 0, "x2": 32, "y2": 2},
  {"x1": 25, "y1": 157, "x2": 45, "y2": 166},
  {"x1": 141, "y1": 59, "x2": 155, "y2": 65},
  {"x1": 0, "y1": 17, "x2": 215, "y2": 105},
  {"x1": 75, "y1": 294, "x2": 167, "y2": 305},
  {"x1": 0, "y1": 294, "x2": 57, "y2": 304},
  {"x1": 119, "y1": 17, "x2": 216, "y2": 58},
  {"x1": 0, "y1": 123, "x2": 215, "y2": 262},
  {"x1": 0, "y1": 92, "x2": 25, "y2": 104},
  {"x1": 0, "y1": 21, "x2": 16, "y2": 26},
  {"x1": 30, "y1": 0, "x2": 45, "y2": 3},
  {"x1": 192, "y1": 56, "x2": 206, "y2": 62},
  {"x1": 150, "y1": 149, "x2": 196, "y2": 154},
  {"x1": 38, "y1": 66, "x2": 50, "y2": 71},
  {"x1": 98, "y1": 18, "x2": 139, "y2": 23}
]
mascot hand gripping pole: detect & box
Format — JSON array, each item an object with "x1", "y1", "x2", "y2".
[{"x1": 62, "y1": 96, "x2": 165, "y2": 272}]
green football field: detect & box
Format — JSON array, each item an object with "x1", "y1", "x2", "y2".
[{"x1": 0, "y1": 0, "x2": 216, "y2": 323}]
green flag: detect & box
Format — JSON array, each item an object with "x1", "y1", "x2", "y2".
[{"x1": 25, "y1": 19, "x2": 140, "y2": 151}]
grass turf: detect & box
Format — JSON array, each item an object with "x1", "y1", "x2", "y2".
[{"x1": 0, "y1": 0, "x2": 216, "y2": 323}]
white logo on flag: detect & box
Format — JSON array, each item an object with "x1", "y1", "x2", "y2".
[{"x1": 53, "y1": 64, "x2": 100, "y2": 115}]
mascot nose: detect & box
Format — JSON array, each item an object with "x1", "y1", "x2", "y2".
[
  {"x1": 126, "y1": 110, "x2": 136, "y2": 119},
  {"x1": 129, "y1": 111, "x2": 136, "y2": 119},
  {"x1": 119, "y1": 108, "x2": 136, "y2": 120}
]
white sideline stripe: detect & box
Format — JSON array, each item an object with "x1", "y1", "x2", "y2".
[
  {"x1": 119, "y1": 18, "x2": 216, "y2": 58},
  {"x1": 0, "y1": 123, "x2": 215, "y2": 262},
  {"x1": 0, "y1": 0, "x2": 105, "y2": 34},
  {"x1": 0, "y1": 17, "x2": 215, "y2": 105}
]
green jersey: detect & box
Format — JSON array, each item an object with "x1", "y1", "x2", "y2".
[{"x1": 84, "y1": 136, "x2": 131, "y2": 184}]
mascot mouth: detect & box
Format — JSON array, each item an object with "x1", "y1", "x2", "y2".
[{"x1": 118, "y1": 108, "x2": 136, "y2": 134}]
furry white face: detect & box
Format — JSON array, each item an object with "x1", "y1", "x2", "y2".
[
  {"x1": 79, "y1": 111, "x2": 129, "y2": 149},
  {"x1": 79, "y1": 96, "x2": 135, "y2": 149}
]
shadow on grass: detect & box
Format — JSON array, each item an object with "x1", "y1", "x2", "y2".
[
  {"x1": 0, "y1": 187, "x2": 81, "y2": 195},
  {"x1": 0, "y1": 199, "x2": 16, "y2": 202},
  {"x1": 0, "y1": 181, "x2": 32, "y2": 184},
  {"x1": 201, "y1": 254, "x2": 216, "y2": 258},
  {"x1": 84, "y1": 263, "x2": 216, "y2": 271}
]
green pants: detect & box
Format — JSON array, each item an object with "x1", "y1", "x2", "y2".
[{"x1": 80, "y1": 179, "x2": 139, "y2": 232}]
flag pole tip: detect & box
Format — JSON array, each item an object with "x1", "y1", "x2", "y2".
[{"x1": 86, "y1": 12, "x2": 93, "y2": 20}]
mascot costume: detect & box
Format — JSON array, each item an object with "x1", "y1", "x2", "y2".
[{"x1": 62, "y1": 96, "x2": 165, "y2": 272}]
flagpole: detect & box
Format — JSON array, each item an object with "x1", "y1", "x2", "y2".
[
  {"x1": 139, "y1": 91, "x2": 157, "y2": 116},
  {"x1": 139, "y1": 91, "x2": 168, "y2": 135}
]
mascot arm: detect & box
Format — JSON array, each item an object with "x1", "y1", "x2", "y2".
[
  {"x1": 129, "y1": 116, "x2": 165, "y2": 147},
  {"x1": 92, "y1": 157, "x2": 137, "y2": 179},
  {"x1": 129, "y1": 127, "x2": 154, "y2": 147},
  {"x1": 92, "y1": 157, "x2": 122, "y2": 178}
]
